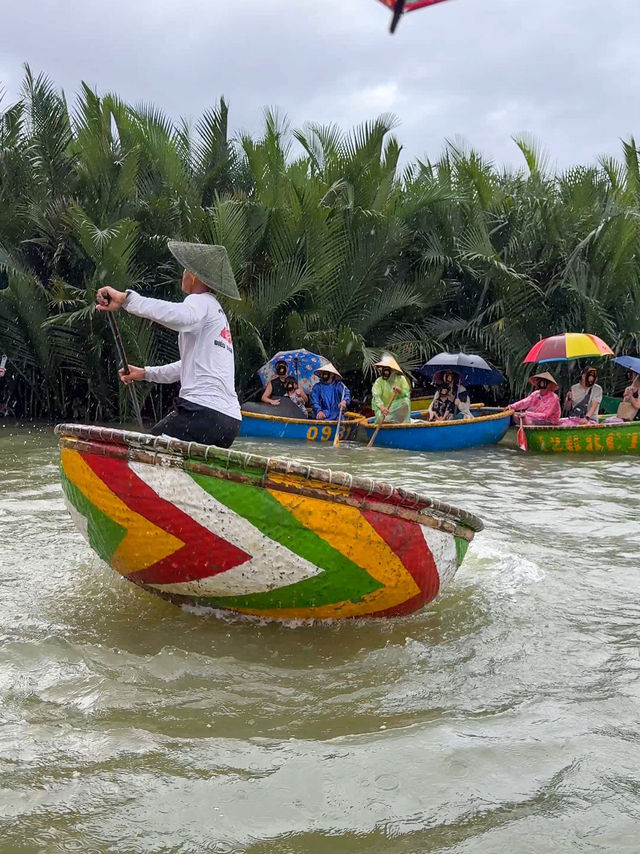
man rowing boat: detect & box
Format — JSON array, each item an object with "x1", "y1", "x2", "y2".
[{"x1": 96, "y1": 241, "x2": 242, "y2": 447}]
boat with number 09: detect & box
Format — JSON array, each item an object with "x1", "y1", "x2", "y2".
[
  {"x1": 238, "y1": 409, "x2": 364, "y2": 443},
  {"x1": 56, "y1": 424, "x2": 483, "y2": 621}
]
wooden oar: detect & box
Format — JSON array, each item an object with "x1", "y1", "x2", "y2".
[
  {"x1": 516, "y1": 414, "x2": 528, "y2": 451},
  {"x1": 333, "y1": 386, "x2": 346, "y2": 447},
  {"x1": 103, "y1": 297, "x2": 144, "y2": 431},
  {"x1": 367, "y1": 389, "x2": 398, "y2": 448}
]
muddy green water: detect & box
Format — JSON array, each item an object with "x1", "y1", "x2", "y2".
[{"x1": 1, "y1": 425, "x2": 639, "y2": 853}]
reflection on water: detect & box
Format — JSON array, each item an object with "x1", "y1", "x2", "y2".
[{"x1": 1, "y1": 425, "x2": 639, "y2": 852}]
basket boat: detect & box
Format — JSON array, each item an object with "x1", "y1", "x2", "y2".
[
  {"x1": 361, "y1": 408, "x2": 513, "y2": 452},
  {"x1": 523, "y1": 419, "x2": 640, "y2": 454},
  {"x1": 239, "y1": 408, "x2": 363, "y2": 443},
  {"x1": 56, "y1": 424, "x2": 483, "y2": 621}
]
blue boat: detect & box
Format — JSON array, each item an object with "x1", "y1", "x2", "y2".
[
  {"x1": 239, "y1": 408, "x2": 364, "y2": 443},
  {"x1": 361, "y1": 408, "x2": 513, "y2": 451}
]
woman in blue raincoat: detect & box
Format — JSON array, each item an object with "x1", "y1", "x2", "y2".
[{"x1": 311, "y1": 363, "x2": 351, "y2": 420}]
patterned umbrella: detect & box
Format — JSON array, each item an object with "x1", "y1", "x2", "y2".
[
  {"x1": 524, "y1": 333, "x2": 613, "y2": 363},
  {"x1": 258, "y1": 349, "x2": 329, "y2": 395}
]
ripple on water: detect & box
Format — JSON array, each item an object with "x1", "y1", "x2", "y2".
[{"x1": 0, "y1": 428, "x2": 639, "y2": 852}]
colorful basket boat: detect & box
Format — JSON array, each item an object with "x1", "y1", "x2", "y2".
[
  {"x1": 239, "y1": 409, "x2": 364, "y2": 443},
  {"x1": 361, "y1": 408, "x2": 513, "y2": 452},
  {"x1": 523, "y1": 420, "x2": 640, "y2": 454},
  {"x1": 56, "y1": 424, "x2": 483, "y2": 621}
]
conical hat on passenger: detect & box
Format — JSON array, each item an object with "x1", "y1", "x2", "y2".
[
  {"x1": 314, "y1": 362, "x2": 342, "y2": 380},
  {"x1": 529, "y1": 371, "x2": 558, "y2": 391},
  {"x1": 167, "y1": 241, "x2": 241, "y2": 300},
  {"x1": 374, "y1": 354, "x2": 404, "y2": 374}
]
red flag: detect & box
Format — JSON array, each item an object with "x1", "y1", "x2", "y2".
[{"x1": 516, "y1": 420, "x2": 528, "y2": 452}]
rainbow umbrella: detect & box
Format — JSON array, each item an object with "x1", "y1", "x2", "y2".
[{"x1": 524, "y1": 333, "x2": 613, "y2": 364}]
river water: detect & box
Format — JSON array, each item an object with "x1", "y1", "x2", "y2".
[{"x1": 0, "y1": 425, "x2": 638, "y2": 853}]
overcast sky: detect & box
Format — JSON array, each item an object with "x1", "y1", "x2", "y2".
[{"x1": 1, "y1": 0, "x2": 638, "y2": 171}]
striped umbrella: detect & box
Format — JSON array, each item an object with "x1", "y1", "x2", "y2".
[{"x1": 524, "y1": 333, "x2": 613, "y2": 364}]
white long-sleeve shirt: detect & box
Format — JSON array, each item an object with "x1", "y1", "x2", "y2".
[{"x1": 124, "y1": 290, "x2": 241, "y2": 420}]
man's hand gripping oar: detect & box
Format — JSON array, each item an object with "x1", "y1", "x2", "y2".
[{"x1": 96, "y1": 287, "x2": 144, "y2": 431}]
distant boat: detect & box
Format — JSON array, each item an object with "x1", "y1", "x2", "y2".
[
  {"x1": 56, "y1": 423, "x2": 483, "y2": 621},
  {"x1": 239, "y1": 401, "x2": 364, "y2": 443},
  {"x1": 521, "y1": 420, "x2": 640, "y2": 454},
  {"x1": 361, "y1": 408, "x2": 512, "y2": 452}
]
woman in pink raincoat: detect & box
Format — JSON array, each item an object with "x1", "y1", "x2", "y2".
[{"x1": 509, "y1": 371, "x2": 561, "y2": 426}]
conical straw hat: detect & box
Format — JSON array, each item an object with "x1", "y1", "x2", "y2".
[
  {"x1": 168, "y1": 241, "x2": 241, "y2": 300},
  {"x1": 529, "y1": 371, "x2": 558, "y2": 390},
  {"x1": 314, "y1": 362, "x2": 342, "y2": 380},
  {"x1": 374, "y1": 354, "x2": 404, "y2": 374}
]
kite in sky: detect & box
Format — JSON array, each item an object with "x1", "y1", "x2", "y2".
[{"x1": 377, "y1": 0, "x2": 451, "y2": 33}]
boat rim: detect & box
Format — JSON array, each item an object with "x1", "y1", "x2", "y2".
[
  {"x1": 55, "y1": 423, "x2": 484, "y2": 534},
  {"x1": 363, "y1": 408, "x2": 513, "y2": 430},
  {"x1": 523, "y1": 419, "x2": 638, "y2": 432},
  {"x1": 240, "y1": 409, "x2": 365, "y2": 426}
]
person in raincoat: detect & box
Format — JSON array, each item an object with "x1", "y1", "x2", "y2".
[
  {"x1": 509, "y1": 371, "x2": 561, "y2": 426},
  {"x1": 311, "y1": 363, "x2": 350, "y2": 420},
  {"x1": 371, "y1": 355, "x2": 411, "y2": 423}
]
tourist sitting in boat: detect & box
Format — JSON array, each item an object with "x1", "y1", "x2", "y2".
[
  {"x1": 283, "y1": 376, "x2": 308, "y2": 417},
  {"x1": 564, "y1": 366, "x2": 602, "y2": 421},
  {"x1": 618, "y1": 369, "x2": 640, "y2": 421},
  {"x1": 371, "y1": 355, "x2": 411, "y2": 423},
  {"x1": 311, "y1": 363, "x2": 351, "y2": 420},
  {"x1": 261, "y1": 360, "x2": 290, "y2": 406},
  {"x1": 425, "y1": 370, "x2": 472, "y2": 421},
  {"x1": 96, "y1": 241, "x2": 242, "y2": 448},
  {"x1": 509, "y1": 371, "x2": 561, "y2": 426}
]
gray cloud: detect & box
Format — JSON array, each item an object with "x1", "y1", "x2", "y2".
[{"x1": 1, "y1": 0, "x2": 638, "y2": 169}]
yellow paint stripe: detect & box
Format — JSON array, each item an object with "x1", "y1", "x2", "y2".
[
  {"x1": 266, "y1": 470, "x2": 351, "y2": 498},
  {"x1": 61, "y1": 448, "x2": 184, "y2": 574},
  {"x1": 233, "y1": 490, "x2": 419, "y2": 619}
]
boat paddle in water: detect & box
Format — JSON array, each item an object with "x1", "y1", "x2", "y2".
[{"x1": 56, "y1": 424, "x2": 483, "y2": 621}]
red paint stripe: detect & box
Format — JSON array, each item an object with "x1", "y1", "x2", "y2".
[
  {"x1": 81, "y1": 452, "x2": 251, "y2": 585},
  {"x1": 361, "y1": 511, "x2": 440, "y2": 617}
]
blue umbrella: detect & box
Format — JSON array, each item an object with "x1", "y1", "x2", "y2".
[
  {"x1": 418, "y1": 352, "x2": 505, "y2": 386},
  {"x1": 613, "y1": 355, "x2": 640, "y2": 375},
  {"x1": 258, "y1": 349, "x2": 329, "y2": 395}
]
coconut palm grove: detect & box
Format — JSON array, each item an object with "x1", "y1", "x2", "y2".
[{"x1": 1, "y1": 67, "x2": 638, "y2": 421}]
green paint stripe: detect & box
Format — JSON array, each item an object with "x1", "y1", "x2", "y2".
[
  {"x1": 60, "y1": 467, "x2": 127, "y2": 563},
  {"x1": 188, "y1": 473, "x2": 382, "y2": 610},
  {"x1": 455, "y1": 537, "x2": 469, "y2": 567}
]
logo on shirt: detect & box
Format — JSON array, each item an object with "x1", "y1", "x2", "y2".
[{"x1": 220, "y1": 326, "x2": 233, "y2": 345}]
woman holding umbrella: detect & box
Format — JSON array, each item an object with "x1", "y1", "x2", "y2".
[
  {"x1": 618, "y1": 365, "x2": 640, "y2": 421},
  {"x1": 425, "y1": 370, "x2": 472, "y2": 422}
]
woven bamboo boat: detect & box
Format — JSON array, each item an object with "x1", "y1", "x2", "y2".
[
  {"x1": 239, "y1": 408, "x2": 363, "y2": 442},
  {"x1": 56, "y1": 424, "x2": 483, "y2": 621},
  {"x1": 523, "y1": 420, "x2": 640, "y2": 454},
  {"x1": 361, "y1": 408, "x2": 513, "y2": 452}
]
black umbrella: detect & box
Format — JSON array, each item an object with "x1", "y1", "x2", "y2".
[{"x1": 418, "y1": 353, "x2": 505, "y2": 386}]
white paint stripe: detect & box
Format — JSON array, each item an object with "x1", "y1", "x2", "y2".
[
  {"x1": 129, "y1": 462, "x2": 322, "y2": 597},
  {"x1": 420, "y1": 525, "x2": 458, "y2": 590},
  {"x1": 64, "y1": 496, "x2": 90, "y2": 543}
]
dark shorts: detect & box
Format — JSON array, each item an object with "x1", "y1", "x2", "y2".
[{"x1": 150, "y1": 398, "x2": 241, "y2": 448}]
